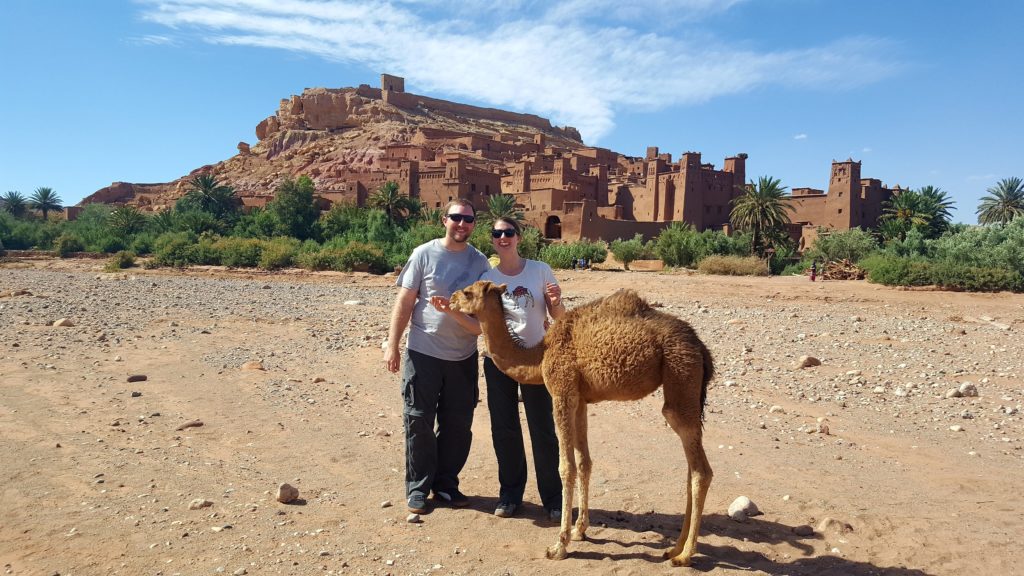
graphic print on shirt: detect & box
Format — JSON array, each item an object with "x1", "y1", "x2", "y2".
[{"x1": 505, "y1": 285, "x2": 535, "y2": 310}]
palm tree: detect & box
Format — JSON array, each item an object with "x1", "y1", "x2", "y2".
[
  {"x1": 29, "y1": 187, "x2": 63, "y2": 220},
  {"x1": 368, "y1": 181, "x2": 417, "y2": 224},
  {"x1": 915, "y1": 185, "x2": 956, "y2": 238},
  {"x1": 179, "y1": 174, "x2": 240, "y2": 221},
  {"x1": 108, "y1": 205, "x2": 148, "y2": 237},
  {"x1": 730, "y1": 176, "x2": 794, "y2": 257},
  {"x1": 482, "y1": 194, "x2": 524, "y2": 224},
  {"x1": 977, "y1": 177, "x2": 1024, "y2": 225},
  {"x1": 1, "y1": 191, "x2": 28, "y2": 217},
  {"x1": 880, "y1": 189, "x2": 930, "y2": 241}
]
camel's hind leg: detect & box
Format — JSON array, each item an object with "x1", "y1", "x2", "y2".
[
  {"x1": 571, "y1": 401, "x2": 591, "y2": 541},
  {"x1": 546, "y1": 391, "x2": 579, "y2": 560},
  {"x1": 660, "y1": 387, "x2": 713, "y2": 566}
]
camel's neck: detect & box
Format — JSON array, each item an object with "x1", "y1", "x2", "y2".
[{"x1": 480, "y1": 296, "x2": 546, "y2": 385}]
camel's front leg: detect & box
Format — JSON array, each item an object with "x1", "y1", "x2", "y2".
[
  {"x1": 571, "y1": 401, "x2": 591, "y2": 541},
  {"x1": 546, "y1": 393, "x2": 578, "y2": 560},
  {"x1": 662, "y1": 407, "x2": 713, "y2": 567}
]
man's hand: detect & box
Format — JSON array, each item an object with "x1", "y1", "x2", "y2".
[
  {"x1": 430, "y1": 295, "x2": 452, "y2": 313},
  {"x1": 384, "y1": 344, "x2": 401, "y2": 373}
]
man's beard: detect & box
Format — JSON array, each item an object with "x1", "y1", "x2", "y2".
[{"x1": 450, "y1": 229, "x2": 470, "y2": 243}]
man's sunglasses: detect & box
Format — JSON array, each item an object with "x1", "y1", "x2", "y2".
[
  {"x1": 446, "y1": 213, "x2": 475, "y2": 224},
  {"x1": 491, "y1": 229, "x2": 517, "y2": 238}
]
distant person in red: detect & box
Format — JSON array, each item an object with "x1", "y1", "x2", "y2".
[{"x1": 810, "y1": 261, "x2": 818, "y2": 282}]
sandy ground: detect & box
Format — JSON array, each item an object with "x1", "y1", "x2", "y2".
[{"x1": 1, "y1": 257, "x2": 1022, "y2": 576}]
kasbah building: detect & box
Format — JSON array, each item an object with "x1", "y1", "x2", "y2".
[
  {"x1": 83, "y1": 74, "x2": 899, "y2": 250},
  {"x1": 344, "y1": 76, "x2": 899, "y2": 250}
]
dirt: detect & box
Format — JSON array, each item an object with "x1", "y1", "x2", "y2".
[{"x1": 1, "y1": 257, "x2": 1021, "y2": 576}]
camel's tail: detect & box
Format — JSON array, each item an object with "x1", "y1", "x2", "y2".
[{"x1": 700, "y1": 342, "x2": 714, "y2": 422}]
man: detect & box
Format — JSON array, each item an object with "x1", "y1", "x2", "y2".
[{"x1": 384, "y1": 199, "x2": 491, "y2": 514}]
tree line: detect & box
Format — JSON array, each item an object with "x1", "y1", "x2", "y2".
[{"x1": 2, "y1": 175, "x2": 1023, "y2": 291}]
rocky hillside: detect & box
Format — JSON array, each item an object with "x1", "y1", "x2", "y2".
[{"x1": 81, "y1": 83, "x2": 586, "y2": 211}]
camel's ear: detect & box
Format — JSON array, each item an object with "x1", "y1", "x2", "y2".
[{"x1": 492, "y1": 283, "x2": 507, "y2": 295}]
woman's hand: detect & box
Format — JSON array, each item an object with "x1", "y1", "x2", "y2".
[{"x1": 544, "y1": 283, "x2": 562, "y2": 307}]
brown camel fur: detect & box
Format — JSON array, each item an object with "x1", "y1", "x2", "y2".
[{"x1": 450, "y1": 280, "x2": 715, "y2": 566}]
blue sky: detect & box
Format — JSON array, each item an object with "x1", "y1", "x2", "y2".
[{"x1": 2, "y1": 0, "x2": 1021, "y2": 223}]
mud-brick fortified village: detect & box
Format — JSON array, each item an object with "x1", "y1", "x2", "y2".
[{"x1": 77, "y1": 74, "x2": 903, "y2": 249}]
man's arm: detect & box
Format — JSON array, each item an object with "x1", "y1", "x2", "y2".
[{"x1": 384, "y1": 287, "x2": 418, "y2": 373}]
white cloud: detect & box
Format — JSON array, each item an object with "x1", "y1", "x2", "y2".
[
  {"x1": 793, "y1": 133, "x2": 808, "y2": 140},
  {"x1": 966, "y1": 173, "x2": 998, "y2": 181},
  {"x1": 862, "y1": 147, "x2": 872, "y2": 153},
  {"x1": 127, "y1": 34, "x2": 178, "y2": 46},
  {"x1": 137, "y1": 0, "x2": 899, "y2": 142}
]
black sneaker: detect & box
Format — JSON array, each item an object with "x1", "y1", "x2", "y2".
[
  {"x1": 433, "y1": 488, "x2": 470, "y2": 508},
  {"x1": 494, "y1": 502, "x2": 517, "y2": 518},
  {"x1": 408, "y1": 493, "x2": 429, "y2": 514}
]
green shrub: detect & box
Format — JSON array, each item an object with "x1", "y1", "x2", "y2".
[
  {"x1": 104, "y1": 250, "x2": 136, "y2": 272},
  {"x1": 214, "y1": 237, "x2": 262, "y2": 268},
  {"x1": 95, "y1": 234, "x2": 127, "y2": 253},
  {"x1": 55, "y1": 233, "x2": 85, "y2": 257},
  {"x1": 805, "y1": 228, "x2": 879, "y2": 263},
  {"x1": 336, "y1": 241, "x2": 388, "y2": 273},
  {"x1": 296, "y1": 249, "x2": 341, "y2": 271},
  {"x1": 538, "y1": 240, "x2": 607, "y2": 269},
  {"x1": 860, "y1": 254, "x2": 932, "y2": 287},
  {"x1": 259, "y1": 237, "x2": 300, "y2": 270},
  {"x1": 0, "y1": 236, "x2": 5, "y2": 257},
  {"x1": 929, "y1": 261, "x2": 1023, "y2": 292},
  {"x1": 609, "y1": 234, "x2": 652, "y2": 270},
  {"x1": 129, "y1": 232, "x2": 156, "y2": 255},
  {"x1": 152, "y1": 231, "x2": 199, "y2": 267},
  {"x1": 696, "y1": 255, "x2": 768, "y2": 276},
  {"x1": 655, "y1": 224, "x2": 743, "y2": 268}
]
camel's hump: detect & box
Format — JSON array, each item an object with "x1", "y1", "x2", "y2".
[{"x1": 593, "y1": 289, "x2": 651, "y2": 316}]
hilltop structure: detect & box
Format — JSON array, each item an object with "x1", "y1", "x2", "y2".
[{"x1": 79, "y1": 74, "x2": 897, "y2": 245}]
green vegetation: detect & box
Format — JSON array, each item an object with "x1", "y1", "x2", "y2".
[
  {"x1": 730, "y1": 176, "x2": 794, "y2": 258},
  {"x1": 29, "y1": 187, "x2": 64, "y2": 220},
  {"x1": 976, "y1": 177, "x2": 1024, "y2": 225},
  {"x1": 4, "y1": 174, "x2": 1023, "y2": 292}
]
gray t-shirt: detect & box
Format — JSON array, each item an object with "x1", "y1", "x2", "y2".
[{"x1": 396, "y1": 239, "x2": 490, "y2": 361}]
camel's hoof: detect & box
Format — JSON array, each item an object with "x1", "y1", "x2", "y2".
[
  {"x1": 546, "y1": 545, "x2": 567, "y2": 560},
  {"x1": 668, "y1": 555, "x2": 692, "y2": 567},
  {"x1": 570, "y1": 529, "x2": 586, "y2": 542}
]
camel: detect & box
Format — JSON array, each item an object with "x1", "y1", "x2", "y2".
[{"x1": 450, "y1": 280, "x2": 715, "y2": 566}]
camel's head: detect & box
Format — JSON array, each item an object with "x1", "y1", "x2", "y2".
[{"x1": 450, "y1": 280, "x2": 506, "y2": 317}]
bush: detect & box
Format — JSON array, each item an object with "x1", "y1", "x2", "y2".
[
  {"x1": 696, "y1": 255, "x2": 769, "y2": 276},
  {"x1": 805, "y1": 227, "x2": 879, "y2": 263},
  {"x1": 538, "y1": 240, "x2": 607, "y2": 269},
  {"x1": 296, "y1": 241, "x2": 388, "y2": 273},
  {"x1": 54, "y1": 233, "x2": 85, "y2": 257},
  {"x1": 0, "y1": 236, "x2": 5, "y2": 257},
  {"x1": 259, "y1": 237, "x2": 300, "y2": 270},
  {"x1": 655, "y1": 224, "x2": 743, "y2": 268},
  {"x1": 104, "y1": 250, "x2": 136, "y2": 272},
  {"x1": 214, "y1": 237, "x2": 262, "y2": 268},
  {"x1": 152, "y1": 231, "x2": 199, "y2": 267},
  {"x1": 860, "y1": 254, "x2": 932, "y2": 287},
  {"x1": 129, "y1": 232, "x2": 156, "y2": 255},
  {"x1": 609, "y1": 234, "x2": 651, "y2": 270},
  {"x1": 95, "y1": 234, "x2": 127, "y2": 254}
]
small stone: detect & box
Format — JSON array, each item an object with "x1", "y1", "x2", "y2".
[
  {"x1": 241, "y1": 360, "x2": 265, "y2": 371},
  {"x1": 313, "y1": 377, "x2": 326, "y2": 383},
  {"x1": 945, "y1": 388, "x2": 963, "y2": 399},
  {"x1": 127, "y1": 374, "x2": 147, "y2": 383},
  {"x1": 817, "y1": 517, "x2": 854, "y2": 534},
  {"x1": 189, "y1": 498, "x2": 213, "y2": 510},
  {"x1": 52, "y1": 318, "x2": 74, "y2": 327},
  {"x1": 950, "y1": 425, "x2": 964, "y2": 432},
  {"x1": 174, "y1": 419, "x2": 204, "y2": 431},
  {"x1": 277, "y1": 483, "x2": 299, "y2": 504},
  {"x1": 343, "y1": 300, "x2": 364, "y2": 306},
  {"x1": 130, "y1": 391, "x2": 142, "y2": 398},
  {"x1": 233, "y1": 569, "x2": 247, "y2": 576},
  {"x1": 407, "y1": 513, "x2": 422, "y2": 523},
  {"x1": 768, "y1": 405, "x2": 785, "y2": 414},
  {"x1": 728, "y1": 496, "x2": 761, "y2": 521},
  {"x1": 381, "y1": 500, "x2": 393, "y2": 508},
  {"x1": 958, "y1": 382, "x2": 978, "y2": 397},
  {"x1": 796, "y1": 355, "x2": 821, "y2": 369}
]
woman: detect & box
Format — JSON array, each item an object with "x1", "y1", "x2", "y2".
[{"x1": 481, "y1": 217, "x2": 564, "y2": 520}]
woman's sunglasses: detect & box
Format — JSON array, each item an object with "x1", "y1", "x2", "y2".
[
  {"x1": 491, "y1": 229, "x2": 517, "y2": 238},
  {"x1": 446, "y1": 213, "x2": 475, "y2": 224}
]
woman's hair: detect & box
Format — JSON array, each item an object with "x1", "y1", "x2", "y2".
[{"x1": 492, "y1": 216, "x2": 522, "y2": 236}]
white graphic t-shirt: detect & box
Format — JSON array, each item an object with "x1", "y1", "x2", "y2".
[{"x1": 481, "y1": 260, "x2": 558, "y2": 349}]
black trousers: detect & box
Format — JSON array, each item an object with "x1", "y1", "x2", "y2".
[
  {"x1": 402, "y1": 348, "x2": 479, "y2": 498},
  {"x1": 483, "y1": 356, "x2": 562, "y2": 511}
]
